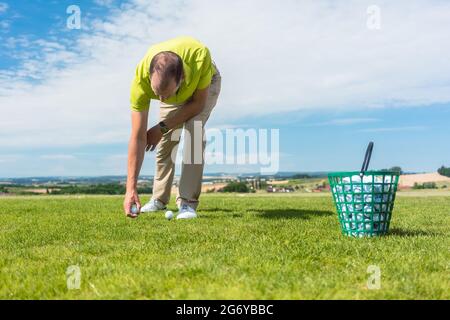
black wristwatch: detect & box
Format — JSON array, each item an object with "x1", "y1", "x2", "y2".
[{"x1": 158, "y1": 121, "x2": 169, "y2": 134}]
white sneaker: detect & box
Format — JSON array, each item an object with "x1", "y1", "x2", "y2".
[
  {"x1": 176, "y1": 204, "x2": 197, "y2": 219},
  {"x1": 140, "y1": 198, "x2": 166, "y2": 213}
]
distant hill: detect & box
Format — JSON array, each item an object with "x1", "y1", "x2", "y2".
[
  {"x1": 0, "y1": 172, "x2": 330, "y2": 185},
  {"x1": 0, "y1": 176, "x2": 152, "y2": 185},
  {"x1": 399, "y1": 173, "x2": 450, "y2": 187}
]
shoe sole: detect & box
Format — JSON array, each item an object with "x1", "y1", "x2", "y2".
[
  {"x1": 140, "y1": 207, "x2": 167, "y2": 213},
  {"x1": 176, "y1": 215, "x2": 197, "y2": 220}
]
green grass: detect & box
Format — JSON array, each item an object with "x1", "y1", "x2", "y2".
[{"x1": 0, "y1": 193, "x2": 449, "y2": 299}]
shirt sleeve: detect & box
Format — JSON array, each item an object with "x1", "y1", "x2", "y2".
[
  {"x1": 196, "y1": 47, "x2": 214, "y2": 90},
  {"x1": 130, "y1": 77, "x2": 150, "y2": 112}
]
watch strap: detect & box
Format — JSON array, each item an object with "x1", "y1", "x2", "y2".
[{"x1": 159, "y1": 121, "x2": 169, "y2": 134}]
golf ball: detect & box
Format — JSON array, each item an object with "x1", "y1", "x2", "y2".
[
  {"x1": 363, "y1": 194, "x2": 373, "y2": 203},
  {"x1": 353, "y1": 186, "x2": 362, "y2": 193},
  {"x1": 131, "y1": 204, "x2": 139, "y2": 215},
  {"x1": 165, "y1": 210, "x2": 174, "y2": 220}
]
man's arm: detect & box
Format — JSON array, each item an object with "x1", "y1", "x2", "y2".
[
  {"x1": 127, "y1": 110, "x2": 148, "y2": 189},
  {"x1": 124, "y1": 109, "x2": 148, "y2": 217},
  {"x1": 145, "y1": 86, "x2": 210, "y2": 152},
  {"x1": 164, "y1": 86, "x2": 209, "y2": 130}
]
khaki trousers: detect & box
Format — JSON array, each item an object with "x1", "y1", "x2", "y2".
[{"x1": 151, "y1": 63, "x2": 221, "y2": 210}]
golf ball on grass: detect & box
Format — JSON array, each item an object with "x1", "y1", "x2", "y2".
[
  {"x1": 131, "y1": 204, "x2": 139, "y2": 215},
  {"x1": 165, "y1": 210, "x2": 174, "y2": 220}
]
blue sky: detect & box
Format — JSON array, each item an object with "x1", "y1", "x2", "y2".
[
  {"x1": 1, "y1": 0, "x2": 450, "y2": 177},
  {"x1": 0, "y1": 1, "x2": 107, "y2": 68}
]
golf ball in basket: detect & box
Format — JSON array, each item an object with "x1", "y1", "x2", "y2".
[
  {"x1": 363, "y1": 194, "x2": 373, "y2": 203},
  {"x1": 131, "y1": 204, "x2": 139, "y2": 215},
  {"x1": 374, "y1": 185, "x2": 383, "y2": 193},
  {"x1": 165, "y1": 210, "x2": 174, "y2": 220},
  {"x1": 353, "y1": 186, "x2": 362, "y2": 193}
]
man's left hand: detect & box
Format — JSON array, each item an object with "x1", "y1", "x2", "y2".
[{"x1": 146, "y1": 125, "x2": 163, "y2": 152}]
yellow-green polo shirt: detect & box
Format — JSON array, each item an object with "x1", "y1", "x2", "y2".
[{"x1": 130, "y1": 36, "x2": 216, "y2": 112}]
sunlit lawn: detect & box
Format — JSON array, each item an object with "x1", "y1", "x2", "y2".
[{"x1": 0, "y1": 193, "x2": 448, "y2": 299}]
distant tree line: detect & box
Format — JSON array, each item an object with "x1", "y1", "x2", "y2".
[
  {"x1": 221, "y1": 182, "x2": 250, "y2": 193},
  {"x1": 0, "y1": 186, "x2": 8, "y2": 193},
  {"x1": 438, "y1": 166, "x2": 450, "y2": 177},
  {"x1": 292, "y1": 174, "x2": 312, "y2": 179},
  {"x1": 412, "y1": 182, "x2": 438, "y2": 190},
  {"x1": 50, "y1": 183, "x2": 152, "y2": 195},
  {"x1": 380, "y1": 166, "x2": 403, "y2": 174}
]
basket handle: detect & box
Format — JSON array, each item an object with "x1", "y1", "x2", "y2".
[{"x1": 360, "y1": 141, "x2": 374, "y2": 176}]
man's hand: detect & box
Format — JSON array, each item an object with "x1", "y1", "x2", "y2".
[
  {"x1": 146, "y1": 124, "x2": 163, "y2": 152},
  {"x1": 123, "y1": 189, "x2": 141, "y2": 218}
]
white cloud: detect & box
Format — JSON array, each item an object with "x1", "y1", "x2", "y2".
[
  {"x1": 328, "y1": 118, "x2": 379, "y2": 126},
  {"x1": 0, "y1": 154, "x2": 24, "y2": 163},
  {"x1": 94, "y1": 0, "x2": 115, "y2": 7},
  {"x1": 359, "y1": 126, "x2": 427, "y2": 133},
  {"x1": 310, "y1": 118, "x2": 379, "y2": 126},
  {"x1": 1, "y1": 0, "x2": 450, "y2": 150},
  {"x1": 207, "y1": 124, "x2": 252, "y2": 130},
  {"x1": 0, "y1": 20, "x2": 9, "y2": 30},
  {"x1": 0, "y1": 2, "x2": 8, "y2": 13},
  {"x1": 40, "y1": 154, "x2": 76, "y2": 160}
]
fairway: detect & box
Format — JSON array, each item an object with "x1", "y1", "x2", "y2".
[{"x1": 0, "y1": 193, "x2": 449, "y2": 299}]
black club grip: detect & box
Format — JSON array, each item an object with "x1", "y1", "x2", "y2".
[{"x1": 360, "y1": 142, "x2": 374, "y2": 176}]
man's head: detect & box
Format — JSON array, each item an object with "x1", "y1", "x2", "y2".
[{"x1": 149, "y1": 51, "x2": 184, "y2": 101}]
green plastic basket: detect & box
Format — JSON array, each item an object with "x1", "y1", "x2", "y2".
[{"x1": 328, "y1": 143, "x2": 400, "y2": 237}]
